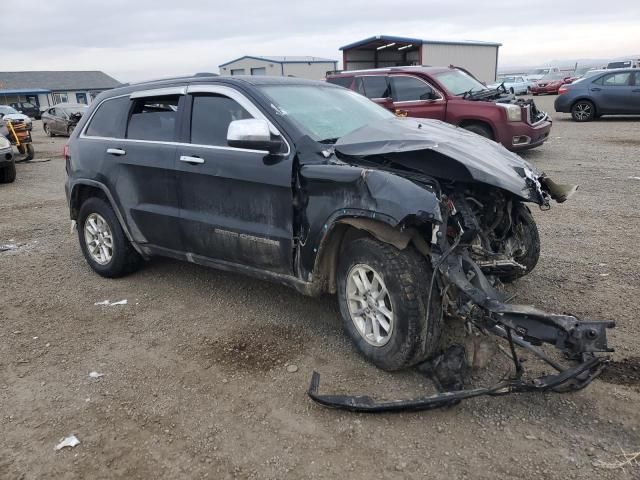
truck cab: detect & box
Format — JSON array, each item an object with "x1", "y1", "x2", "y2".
[{"x1": 327, "y1": 66, "x2": 552, "y2": 151}]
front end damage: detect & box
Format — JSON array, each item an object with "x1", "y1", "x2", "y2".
[{"x1": 305, "y1": 118, "x2": 614, "y2": 412}]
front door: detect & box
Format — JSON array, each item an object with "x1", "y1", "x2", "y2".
[
  {"x1": 630, "y1": 72, "x2": 640, "y2": 114},
  {"x1": 175, "y1": 85, "x2": 294, "y2": 274},
  {"x1": 595, "y1": 71, "x2": 635, "y2": 113},
  {"x1": 389, "y1": 75, "x2": 447, "y2": 120}
]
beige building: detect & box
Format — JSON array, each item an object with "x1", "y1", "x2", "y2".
[
  {"x1": 218, "y1": 56, "x2": 338, "y2": 80},
  {"x1": 341, "y1": 35, "x2": 501, "y2": 83}
]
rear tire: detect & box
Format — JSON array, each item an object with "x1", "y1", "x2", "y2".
[
  {"x1": 499, "y1": 203, "x2": 540, "y2": 283},
  {"x1": 336, "y1": 237, "x2": 443, "y2": 371},
  {"x1": 0, "y1": 161, "x2": 17, "y2": 183},
  {"x1": 571, "y1": 100, "x2": 595, "y2": 122},
  {"x1": 462, "y1": 123, "x2": 493, "y2": 140},
  {"x1": 77, "y1": 197, "x2": 143, "y2": 278}
]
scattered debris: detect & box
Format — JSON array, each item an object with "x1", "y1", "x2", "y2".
[
  {"x1": 54, "y1": 435, "x2": 80, "y2": 451},
  {"x1": 94, "y1": 299, "x2": 128, "y2": 306},
  {"x1": 600, "y1": 273, "x2": 610, "y2": 277},
  {"x1": 89, "y1": 371, "x2": 105, "y2": 379},
  {"x1": 417, "y1": 345, "x2": 468, "y2": 392},
  {"x1": 286, "y1": 364, "x2": 299, "y2": 373},
  {"x1": 594, "y1": 449, "x2": 640, "y2": 469},
  {"x1": 628, "y1": 176, "x2": 640, "y2": 181},
  {"x1": 0, "y1": 244, "x2": 19, "y2": 252}
]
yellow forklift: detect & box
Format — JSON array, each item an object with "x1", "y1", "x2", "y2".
[{"x1": 2, "y1": 118, "x2": 35, "y2": 161}]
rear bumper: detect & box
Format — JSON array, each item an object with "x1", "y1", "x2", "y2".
[
  {"x1": 531, "y1": 85, "x2": 560, "y2": 95},
  {"x1": 498, "y1": 119, "x2": 552, "y2": 151},
  {"x1": 554, "y1": 95, "x2": 573, "y2": 113}
]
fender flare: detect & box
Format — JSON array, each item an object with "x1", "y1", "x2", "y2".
[{"x1": 69, "y1": 179, "x2": 147, "y2": 257}]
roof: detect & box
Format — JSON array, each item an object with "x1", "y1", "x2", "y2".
[
  {"x1": 0, "y1": 71, "x2": 121, "y2": 91},
  {"x1": 328, "y1": 66, "x2": 452, "y2": 76},
  {"x1": 219, "y1": 55, "x2": 337, "y2": 67},
  {"x1": 101, "y1": 74, "x2": 337, "y2": 100},
  {"x1": 0, "y1": 87, "x2": 51, "y2": 95},
  {"x1": 340, "y1": 35, "x2": 502, "y2": 50}
]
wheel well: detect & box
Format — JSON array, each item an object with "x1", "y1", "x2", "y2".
[
  {"x1": 312, "y1": 218, "x2": 431, "y2": 294},
  {"x1": 458, "y1": 120, "x2": 495, "y2": 139},
  {"x1": 70, "y1": 184, "x2": 108, "y2": 220}
]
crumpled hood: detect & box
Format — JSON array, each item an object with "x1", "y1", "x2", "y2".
[{"x1": 334, "y1": 117, "x2": 544, "y2": 203}]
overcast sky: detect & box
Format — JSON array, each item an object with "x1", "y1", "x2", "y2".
[{"x1": 3, "y1": 0, "x2": 639, "y2": 82}]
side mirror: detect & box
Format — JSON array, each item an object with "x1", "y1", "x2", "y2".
[{"x1": 227, "y1": 119, "x2": 283, "y2": 153}]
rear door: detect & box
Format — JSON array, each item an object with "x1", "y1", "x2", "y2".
[
  {"x1": 594, "y1": 72, "x2": 634, "y2": 113},
  {"x1": 175, "y1": 84, "x2": 294, "y2": 274},
  {"x1": 389, "y1": 75, "x2": 446, "y2": 120},
  {"x1": 80, "y1": 88, "x2": 185, "y2": 252}
]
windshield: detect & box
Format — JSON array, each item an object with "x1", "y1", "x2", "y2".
[
  {"x1": 433, "y1": 69, "x2": 487, "y2": 96},
  {"x1": 258, "y1": 84, "x2": 393, "y2": 143},
  {"x1": 539, "y1": 73, "x2": 565, "y2": 81},
  {"x1": 0, "y1": 106, "x2": 20, "y2": 115}
]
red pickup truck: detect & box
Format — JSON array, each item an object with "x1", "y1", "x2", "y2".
[{"x1": 327, "y1": 66, "x2": 552, "y2": 151}]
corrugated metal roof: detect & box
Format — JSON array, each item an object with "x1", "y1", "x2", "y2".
[
  {"x1": 219, "y1": 55, "x2": 337, "y2": 67},
  {"x1": 340, "y1": 35, "x2": 502, "y2": 50},
  {"x1": 0, "y1": 71, "x2": 121, "y2": 91}
]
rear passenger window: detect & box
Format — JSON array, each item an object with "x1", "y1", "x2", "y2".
[
  {"x1": 127, "y1": 95, "x2": 180, "y2": 141},
  {"x1": 601, "y1": 73, "x2": 631, "y2": 86},
  {"x1": 362, "y1": 76, "x2": 390, "y2": 99},
  {"x1": 190, "y1": 94, "x2": 253, "y2": 146},
  {"x1": 391, "y1": 76, "x2": 437, "y2": 101},
  {"x1": 85, "y1": 96, "x2": 130, "y2": 138}
]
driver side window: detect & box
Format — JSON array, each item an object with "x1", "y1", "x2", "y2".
[
  {"x1": 190, "y1": 94, "x2": 254, "y2": 147},
  {"x1": 390, "y1": 76, "x2": 437, "y2": 102}
]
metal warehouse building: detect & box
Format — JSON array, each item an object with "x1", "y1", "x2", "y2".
[
  {"x1": 218, "y1": 56, "x2": 338, "y2": 80},
  {"x1": 340, "y1": 35, "x2": 501, "y2": 82}
]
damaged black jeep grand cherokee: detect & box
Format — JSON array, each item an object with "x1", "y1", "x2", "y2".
[{"x1": 66, "y1": 75, "x2": 612, "y2": 400}]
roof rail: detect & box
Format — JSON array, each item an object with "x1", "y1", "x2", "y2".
[{"x1": 120, "y1": 72, "x2": 219, "y2": 87}]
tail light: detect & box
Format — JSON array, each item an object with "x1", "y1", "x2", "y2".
[
  {"x1": 558, "y1": 86, "x2": 568, "y2": 95},
  {"x1": 64, "y1": 144, "x2": 70, "y2": 174}
]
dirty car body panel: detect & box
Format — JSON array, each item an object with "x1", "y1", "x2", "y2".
[{"x1": 66, "y1": 75, "x2": 612, "y2": 407}]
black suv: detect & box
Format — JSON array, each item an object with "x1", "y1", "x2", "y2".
[
  {"x1": 10, "y1": 101, "x2": 41, "y2": 119},
  {"x1": 66, "y1": 74, "x2": 611, "y2": 375}
]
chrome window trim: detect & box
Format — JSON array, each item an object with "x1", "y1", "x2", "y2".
[
  {"x1": 80, "y1": 86, "x2": 291, "y2": 156},
  {"x1": 130, "y1": 86, "x2": 187, "y2": 98}
]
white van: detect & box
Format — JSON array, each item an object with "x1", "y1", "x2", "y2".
[{"x1": 606, "y1": 59, "x2": 639, "y2": 69}]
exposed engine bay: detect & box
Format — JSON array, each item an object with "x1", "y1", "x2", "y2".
[{"x1": 304, "y1": 117, "x2": 613, "y2": 412}]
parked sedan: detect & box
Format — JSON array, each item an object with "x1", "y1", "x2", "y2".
[
  {"x1": 0, "y1": 105, "x2": 33, "y2": 130},
  {"x1": 555, "y1": 69, "x2": 640, "y2": 121},
  {"x1": 42, "y1": 103, "x2": 88, "y2": 136},
  {"x1": 10, "y1": 101, "x2": 41, "y2": 119},
  {"x1": 530, "y1": 74, "x2": 575, "y2": 95},
  {"x1": 487, "y1": 75, "x2": 531, "y2": 95}
]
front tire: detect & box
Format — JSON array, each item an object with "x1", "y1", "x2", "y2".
[
  {"x1": 0, "y1": 161, "x2": 17, "y2": 183},
  {"x1": 337, "y1": 237, "x2": 443, "y2": 371},
  {"x1": 571, "y1": 100, "x2": 595, "y2": 122},
  {"x1": 78, "y1": 197, "x2": 143, "y2": 278},
  {"x1": 43, "y1": 123, "x2": 53, "y2": 136},
  {"x1": 462, "y1": 123, "x2": 493, "y2": 140}
]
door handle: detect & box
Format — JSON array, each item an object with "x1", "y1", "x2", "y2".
[
  {"x1": 179, "y1": 155, "x2": 204, "y2": 165},
  {"x1": 633, "y1": 89, "x2": 640, "y2": 93},
  {"x1": 590, "y1": 87, "x2": 601, "y2": 92},
  {"x1": 106, "y1": 148, "x2": 126, "y2": 156}
]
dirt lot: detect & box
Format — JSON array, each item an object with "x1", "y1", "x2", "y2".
[{"x1": 1, "y1": 96, "x2": 639, "y2": 479}]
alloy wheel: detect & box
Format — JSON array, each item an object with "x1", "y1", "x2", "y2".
[
  {"x1": 345, "y1": 264, "x2": 394, "y2": 347},
  {"x1": 574, "y1": 103, "x2": 592, "y2": 121},
  {"x1": 84, "y1": 213, "x2": 114, "y2": 265}
]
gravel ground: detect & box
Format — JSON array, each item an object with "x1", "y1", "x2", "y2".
[{"x1": 1, "y1": 95, "x2": 639, "y2": 479}]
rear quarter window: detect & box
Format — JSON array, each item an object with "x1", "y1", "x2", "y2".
[{"x1": 85, "y1": 96, "x2": 131, "y2": 138}]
